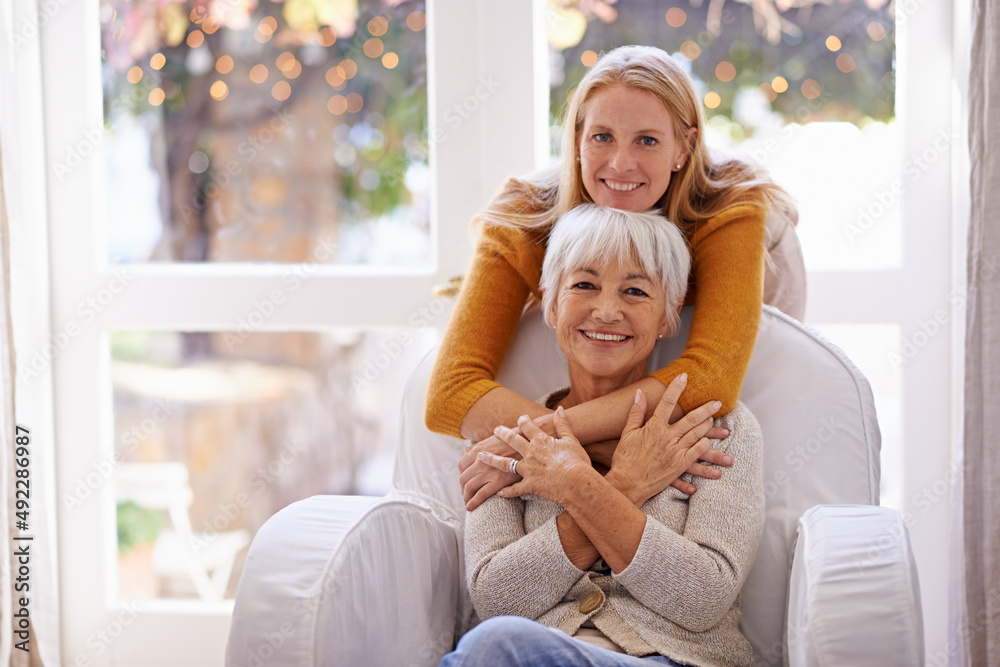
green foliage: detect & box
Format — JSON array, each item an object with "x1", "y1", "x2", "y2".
[{"x1": 117, "y1": 501, "x2": 166, "y2": 554}]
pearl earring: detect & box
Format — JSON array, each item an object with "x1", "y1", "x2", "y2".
[
  {"x1": 658, "y1": 334, "x2": 664, "y2": 339},
  {"x1": 675, "y1": 164, "x2": 682, "y2": 170},
  {"x1": 577, "y1": 156, "x2": 581, "y2": 162}
]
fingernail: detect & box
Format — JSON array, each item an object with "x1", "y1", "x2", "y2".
[
  {"x1": 517, "y1": 415, "x2": 529, "y2": 425},
  {"x1": 722, "y1": 455, "x2": 733, "y2": 465},
  {"x1": 478, "y1": 452, "x2": 488, "y2": 462},
  {"x1": 494, "y1": 425, "x2": 505, "y2": 435},
  {"x1": 678, "y1": 373, "x2": 687, "y2": 382},
  {"x1": 711, "y1": 469, "x2": 721, "y2": 478},
  {"x1": 634, "y1": 388, "x2": 642, "y2": 403},
  {"x1": 712, "y1": 401, "x2": 722, "y2": 411},
  {"x1": 721, "y1": 428, "x2": 730, "y2": 436},
  {"x1": 498, "y1": 490, "x2": 505, "y2": 497},
  {"x1": 557, "y1": 406, "x2": 566, "y2": 417}
]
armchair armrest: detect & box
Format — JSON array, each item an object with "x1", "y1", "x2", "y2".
[
  {"x1": 227, "y1": 495, "x2": 463, "y2": 667},
  {"x1": 785, "y1": 505, "x2": 924, "y2": 667}
]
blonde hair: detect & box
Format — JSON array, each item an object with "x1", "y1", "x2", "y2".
[
  {"x1": 474, "y1": 45, "x2": 795, "y2": 233},
  {"x1": 541, "y1": 204, "x2": 690, "y2": 337}
]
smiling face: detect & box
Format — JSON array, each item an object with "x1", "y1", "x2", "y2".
[
  {"x1": 578, "y1": 85, "x2": 690, "y2": 212},
  {"x1": 553, "y1": 258, "x2": 670, "y2": 401}
]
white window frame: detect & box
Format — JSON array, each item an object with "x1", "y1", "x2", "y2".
[{"x1": 35, "y1": 0, "x2": 548, "y2": 664}]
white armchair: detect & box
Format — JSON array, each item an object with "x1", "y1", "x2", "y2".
[{"x1": 226, "y1": 306, "x2": 924, "y2": 667}]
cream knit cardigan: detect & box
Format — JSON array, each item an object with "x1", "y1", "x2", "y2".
[{"x1": 464, "y1": 401, "x2": 765, "y2": 666}]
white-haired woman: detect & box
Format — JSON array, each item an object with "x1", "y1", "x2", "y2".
[{"x1": 439, "y1": 204, "x2": 765, "y2": 667}]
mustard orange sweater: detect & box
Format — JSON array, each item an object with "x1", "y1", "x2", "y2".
[{"x1": 425, "y1": 202, "x2": 766, "y2": 438}]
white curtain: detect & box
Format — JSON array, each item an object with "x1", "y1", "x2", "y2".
[
  {"x1": 963, "y1": 1, "x2": 1000, "y2": 665},
  {"x1": 0, "y1": 2, "x2": 60, "y2": 664}
]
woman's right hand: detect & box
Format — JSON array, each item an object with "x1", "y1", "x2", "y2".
[
  {"x1": 609, "y1": 374, "x2": 719, "y2": 506},
  {"x1": 459, "y1": 432, "x2": 521, "y2": 511}
]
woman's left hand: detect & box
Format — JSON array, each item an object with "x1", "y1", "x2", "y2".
[{"x1": 478, "y1": 408, "x2": 591, "y2": 504}]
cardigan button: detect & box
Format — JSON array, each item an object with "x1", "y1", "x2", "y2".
[{"x1": 579, "y1": 591, "x2": 604, "y2": 614}]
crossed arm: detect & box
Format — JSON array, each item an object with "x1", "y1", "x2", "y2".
[{"x1": 466, "y1": 386, "x2": 765, "y2": 631}]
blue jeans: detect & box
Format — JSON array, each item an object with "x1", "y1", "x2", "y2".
[{"x1": 439, "y1": 616, "x2": 686, "y2": 667}]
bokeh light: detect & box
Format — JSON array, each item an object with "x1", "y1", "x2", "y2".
[
  {"x1": 868, "y1": 22, "x2": 887, "y2": 41},
  {"x1": 186, "y1": 30, "x2": 204, "y2": 48},
  {"x1": 340, "y1": 59, "x2": 358, "y2": 79},
  {"x1": 363, "y1": 38, "x2": 384, "y2": 58},
  {"x1": 326, "y1": 66, "x2": 346, "y2": 86},
  {"x1": 836, "y1": 53, "x2": 856, "y2": 73},
  {"x1": 665, "y1": 8, "x2": 686, "y2": 28},
  {"x1": 210, "y1": 81, "x2": 229, "y2": 101},
  {"x1": 346, "y1": 92, "x2": 364, "y2": 113},
  {"x1": 680, "y1": 41, "x2": 700, "y2": 60},
  {"x1": 327, "y1": 95, "x2": 348, "y2": 115},
  {"x1": 127, "y1": 66, "x2": 143, "y2": 84},
  {"x1": 382, "y1": 52, "x2": 399, "y2": 69},
  {"x1": 249, "y1": 64, "x2": 269, "y2": 84},
  {"x1": 319, "y1": 27, "x2": 337, "y2": 47},
  {"x1": 715, "y1": 61, "x2": 736, "y2": 82},
  {"x1": 148, "y1": 88, "x2": 165, "y2": 106},
  {"x1": 215, "y1": 55, "x2": 234, "y2": 74},
  {"x1": 368, "y1": 16, "x2": 388, "y2": 36},
  {"x1": 771, "y1": 76, "x2": 789, "y2": 93},
  {"x1": 704, "y1": 92, "x2": 721, "y2": 109},
  {"x1": 826, "y1": 36, "x2": 842, "y2": 51},
  {"x1": 150, "y1": 53, "x2": 165, "y2": 70},
  {"x1": 581, "y1": 50, "x2": 598, "y2": 66},
  {"x1": 272, "y1": 81, "x2": 291, "y2": 101},
  {"x1": 801, "y1": 79, "x2": 822, "y2": 99},
  {"x1": 759, "y1": 82, "x2": 777, "y2": 103},
  {"x1": 407, "y1": 11, "x2": 426, "y2": 31}
]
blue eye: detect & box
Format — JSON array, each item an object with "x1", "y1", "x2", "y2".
[
  {"x1": 593, "y1": 133, "x2": 611, "y2": 143},
  {"x1": 639, "y1": 136, "x2": 658, "y2": 146}
]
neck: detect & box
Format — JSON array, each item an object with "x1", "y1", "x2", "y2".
[{"x1": 562, "y1": 361, "x2": 648, "y2": 408}]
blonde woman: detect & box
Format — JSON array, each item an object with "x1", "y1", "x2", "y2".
[{"x1": 425, "y1": 46, "x2": 794, "y2": 509}]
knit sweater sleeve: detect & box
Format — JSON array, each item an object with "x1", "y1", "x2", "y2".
[
  {"x1": 465, "y1": 496, "x2": 584, "y2": 621},
  {"x1": 424, "y1": 222, "x2": 544, "y2": 437},
  {"x1": 611, "y1": 402, "x2": 765, "y2": 633},
  {"x1": 650, "y1": 204, "x2": 766, "y2": 415}
]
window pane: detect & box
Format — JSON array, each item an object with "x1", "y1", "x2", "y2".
[
  {"x1": 109, "y1": 329, "x2": 437, "y2": 600},
  {"x1": 100, "y1": 1, "x2": 429, "y2": 265},
  {"x1": 547, "y1": 0, "x2": 898, "y2": 271}
]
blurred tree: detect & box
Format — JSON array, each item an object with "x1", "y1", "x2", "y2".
[
  {"x1": 549, "y1": 0, "x2": 895, "y2": 128},
  {"x1": 100, "y1": 0, "x2": 427, "y2": 262}
]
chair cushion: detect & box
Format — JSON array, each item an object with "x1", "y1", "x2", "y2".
[{"x1": 786, "y1": 505, "x2": 924, "y2": 667}]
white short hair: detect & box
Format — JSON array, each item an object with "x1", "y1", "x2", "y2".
[{"x1": 540, "y1": 204, "x2": 691, "y2": 336}]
